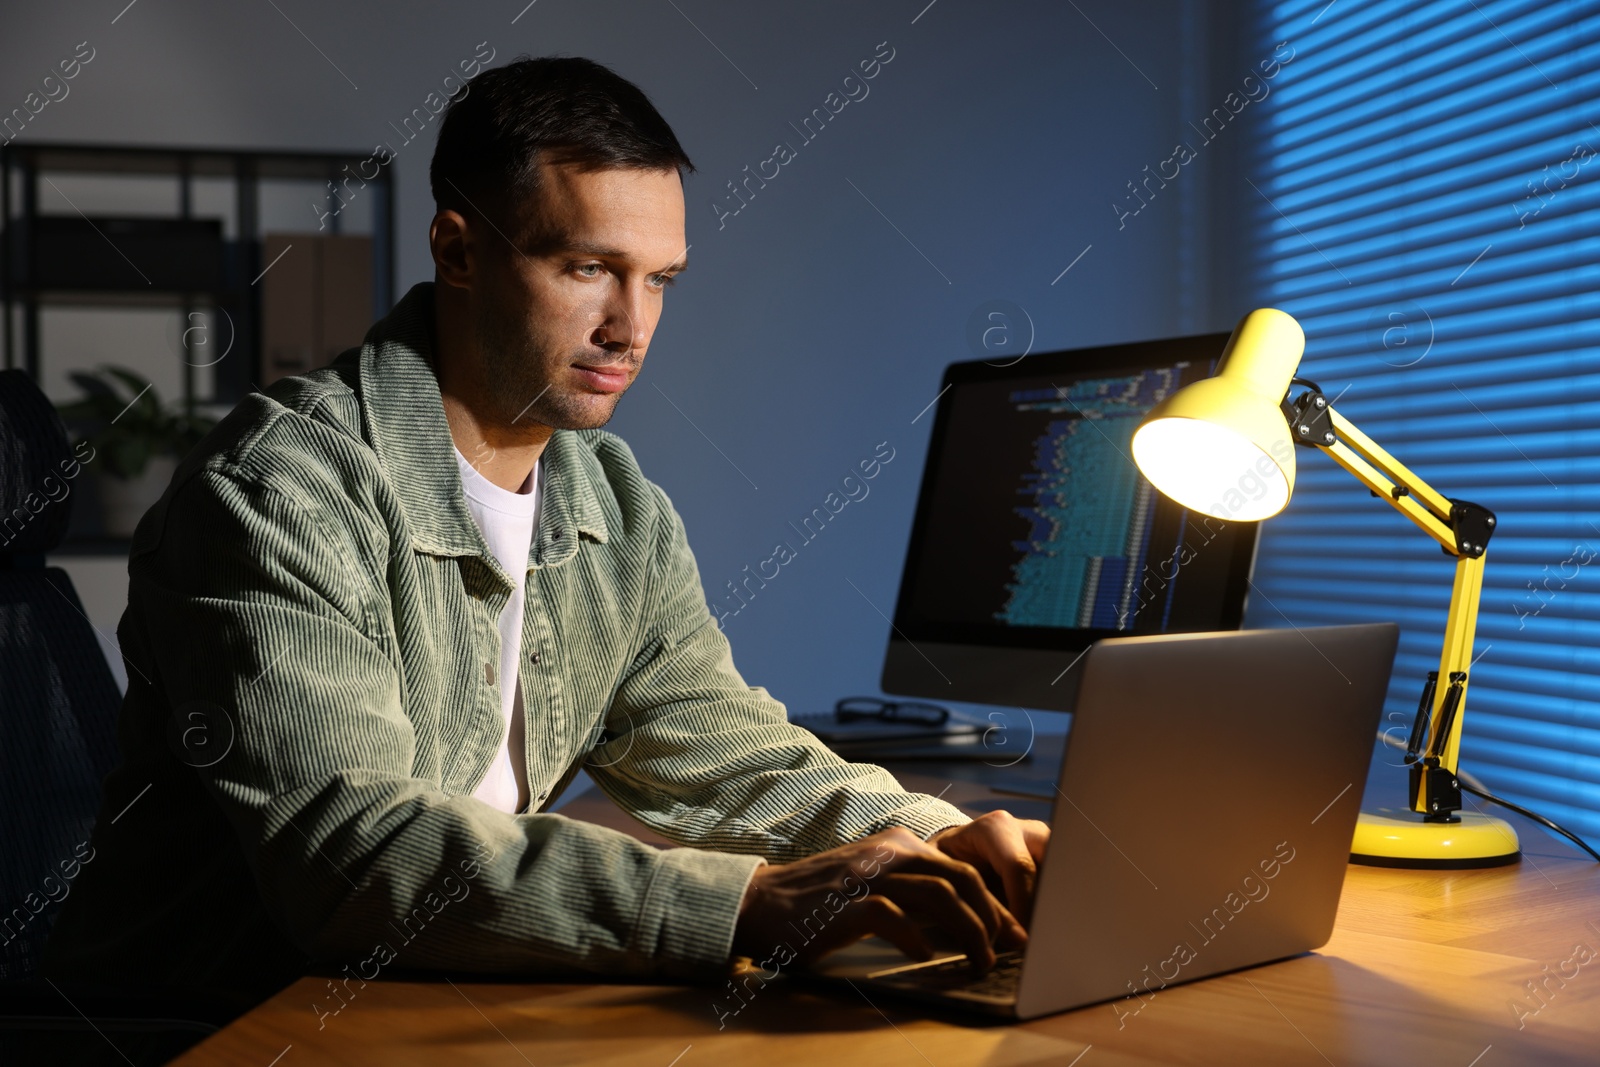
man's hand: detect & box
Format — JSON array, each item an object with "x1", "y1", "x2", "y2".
[
  {"x1": 927, "y1": 810, "x2": 1050, "y2": 926},
  {"x1": 732, "y1": 825, "x2": 1028, "y2": 974}
]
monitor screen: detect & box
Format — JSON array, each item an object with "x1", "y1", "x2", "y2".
[{"x1": 889, "y1": 333, "x2": 1258, "y2": 666}]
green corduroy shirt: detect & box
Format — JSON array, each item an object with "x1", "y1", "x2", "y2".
[{"x1": 42, "y1": 281, "x2": 969, "y2": 1005}]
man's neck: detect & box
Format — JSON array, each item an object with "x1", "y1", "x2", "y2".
[{"x1": 432, "y1": 282, "x2": 555, "y2": 492}]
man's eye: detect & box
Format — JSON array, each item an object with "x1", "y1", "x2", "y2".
[
  {"x1": 575, "y1": 263, "x2": 604, "y2": 278},
  {"x1": 650, "y1": 273, "x2": 678, "y2": 289}
]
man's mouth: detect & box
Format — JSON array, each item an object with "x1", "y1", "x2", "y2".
[{"x1": 571, "y1": 362, "x2": 631, "y2": 394}]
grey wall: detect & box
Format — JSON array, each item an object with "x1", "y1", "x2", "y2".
[{"x1": 10, "y1": 0, "x2": 1251, "y2": 714}]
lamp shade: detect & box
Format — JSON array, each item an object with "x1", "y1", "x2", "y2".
[{"x1": 1131, "y1": 308, "x2": 1306, "y2": 522}]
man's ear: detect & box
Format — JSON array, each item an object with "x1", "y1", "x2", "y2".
[{"x1": 429, "y1": 209, "x2": 474, "y2": 289}]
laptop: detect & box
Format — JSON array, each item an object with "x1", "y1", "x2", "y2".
[{"x1": 804, "y1": 622, "x2": 1399, "y2": 1021}]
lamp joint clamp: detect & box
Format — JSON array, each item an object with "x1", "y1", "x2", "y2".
[
  {"x1": 1447, "y1": 500, "x2": 1496, "y2": 559},
  {"x1": 1410, "y1": 763, "x2": 1463, "y2": 822},
  {"x1": 1281, "y1": 384, "x2": 1337, "y2": 449}
]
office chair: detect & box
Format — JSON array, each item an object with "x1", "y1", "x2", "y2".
[{"x1": 0, "y1": 369, "x2": 224, "y2": 1064}]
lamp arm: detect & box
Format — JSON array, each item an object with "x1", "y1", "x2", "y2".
[
  {"x1": 1320, "y1": 407, "x2": 1458, "y2": 549},
  {"x1": 1308, "y1": 402, "x2": 1493, "y2": 819}
]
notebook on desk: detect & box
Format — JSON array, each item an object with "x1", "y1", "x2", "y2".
[{"x1": 801, "y1": 623, "x2": 1399, "y2": 1021}]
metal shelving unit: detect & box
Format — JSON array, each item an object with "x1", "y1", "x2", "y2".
[{"x1": 0, "y1": 142, "x2": 395, "y2": 407}]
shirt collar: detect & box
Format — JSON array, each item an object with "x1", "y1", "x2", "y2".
[{"x1": 357, "y1": 281, "x2": 610, "y2": 562}]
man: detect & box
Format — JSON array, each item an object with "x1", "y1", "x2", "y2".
[{"x1": 44, "y1": 56, "x2": 1047, "y2": 1013}]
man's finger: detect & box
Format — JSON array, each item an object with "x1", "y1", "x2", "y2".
[
  {"x1": 973, "y1": 817, "x2": 1041, "y2": 924},
  {"x1": 824, "y1": 895, "x2": 935, "y2": 966},
  {"x1": 956, "y1": 821, "x2": 1035, "y2": 938},
  {"x1": 893, "y1": 849, "x2": 1016, "y2": 946},
  {"x1": 996, "y1": 842, "x2": 1038, "y2": 929},
  {"x1": 876, "y1": 873, "x2": 996, "y2": 973},
  {"x1": 931, "y1": 816, "x2": 1040, "y2": 937},
  {"x1": 1021, "y1": 819, "x2": 1050, "y2": 864}
]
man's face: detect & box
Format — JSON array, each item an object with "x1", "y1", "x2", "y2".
[{"x1": 469, "y1": 159, "x2": 687, "y2": 431}]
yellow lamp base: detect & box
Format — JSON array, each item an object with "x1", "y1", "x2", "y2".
[{"x1": 1350, "y1": 807, "x2": 1520, "y2": 869}]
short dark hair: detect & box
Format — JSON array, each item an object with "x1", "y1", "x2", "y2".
[{"x1": 429, "y1": 55, "x2": 693, "y2": 234}]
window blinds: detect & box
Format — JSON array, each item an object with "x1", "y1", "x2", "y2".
[{"x1": 1242, "y1": 0, "x2": 1600, "y2": 839}]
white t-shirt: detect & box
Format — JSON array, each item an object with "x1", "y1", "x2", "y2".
[{"x1": 453, "y1": 445, "x2": 542, "y2": 814}]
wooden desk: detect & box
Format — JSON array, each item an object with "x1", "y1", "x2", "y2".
[{"x1": 173, "y1": 748, "x2": 1600, "y2": 1066}]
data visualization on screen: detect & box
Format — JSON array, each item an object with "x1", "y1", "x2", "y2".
[
  {"x1": 890, "y1": 334, "x2": 1257, "y2": 652},
  {"x1": 998, "y1": 368, "x2": 1182, "y2": 631}
]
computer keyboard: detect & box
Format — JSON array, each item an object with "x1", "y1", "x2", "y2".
[{"x1": 870, "y1": 949, "x2": 1025, "y2": 999}]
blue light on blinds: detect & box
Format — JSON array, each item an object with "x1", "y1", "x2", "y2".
[{"x1": 1243, "y1": 0, "x2": 1600, "y2": 839}]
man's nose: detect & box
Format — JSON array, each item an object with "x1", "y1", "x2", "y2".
[{"x1": 594, "y1": 289, "x2": 650, "y2": 355}]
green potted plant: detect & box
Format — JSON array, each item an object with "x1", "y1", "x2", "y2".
[{"x1": 54, "y1": 366, "x2": 217, "y2": 539}]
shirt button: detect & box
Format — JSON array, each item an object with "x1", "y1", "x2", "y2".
[
  {"x1": 529, "y1": 651, "x2": 541, "y2": 665},
  {"x1": 484, "y1": 662, "x2": 494, "y2": 685},
  {"x1": 552, "y1": 528, "x2": 563, "y2": 541}
]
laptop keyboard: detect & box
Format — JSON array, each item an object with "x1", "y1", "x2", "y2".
[{"x1": 871, "y1": 949, "x2": 1025, "y2": 999}]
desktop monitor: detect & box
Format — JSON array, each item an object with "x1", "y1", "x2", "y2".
[{"x1": 882, "y1": 332, "x2": 1259, "y2": 712}]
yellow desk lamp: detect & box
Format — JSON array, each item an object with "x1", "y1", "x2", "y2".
[{"x1": 1130, "y1": 308, "x2": 1519, "y2": 868}]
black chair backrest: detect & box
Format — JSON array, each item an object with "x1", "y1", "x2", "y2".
[{"x1": 0, "y1": 369, "x2": 121, "y2": 982}]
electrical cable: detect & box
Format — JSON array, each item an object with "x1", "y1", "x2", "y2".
[
  {"x1": 1375, "y1": 728, "x2": 1600, "y2": 863},
  {"x1": 1457, "y1": 781, "x2": 1600, "y2": 864}
]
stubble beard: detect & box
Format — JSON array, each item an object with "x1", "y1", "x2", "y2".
[{"x1": 474, "y1": 301, "x2": 627, "y2": 432}]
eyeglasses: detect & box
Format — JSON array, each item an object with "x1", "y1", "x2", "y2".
[{"x1": 834, "y1": 697, "x2": 950, "y2": 725}]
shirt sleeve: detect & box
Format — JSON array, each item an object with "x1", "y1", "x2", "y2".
[
  {"x1": 143, "y1": 465, "x2": 763, "y2": 980},
  {"x1": 585, "y1": 489, "x2": 973, "y2": 862}
]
